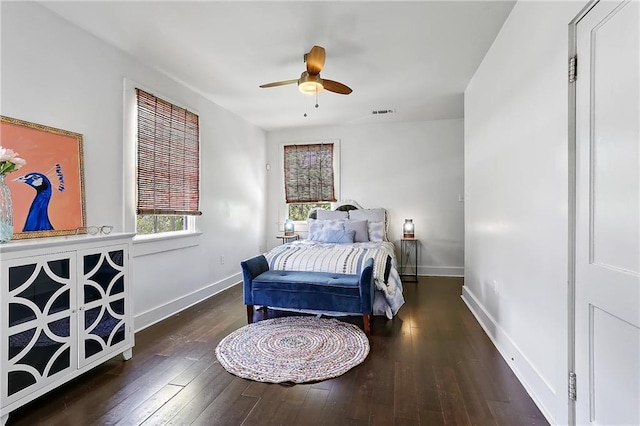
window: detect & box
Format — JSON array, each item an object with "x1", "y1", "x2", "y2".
[
  {"x1": 284, "y1": 142, "x2": 337, "y2": 221},
  {"x1": 288, "y1": 202, "x2": 331, "y2": 221},
  {"x1": 136, "y1": 215, "x2": 185, "y2": 234},
  {"x1": 135, "y1": 88, "x2": 201, "y2": 235}
]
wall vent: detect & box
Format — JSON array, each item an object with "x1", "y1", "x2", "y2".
[{"x1": 371, "y1": 109, "x2": 396, "y2": 115}]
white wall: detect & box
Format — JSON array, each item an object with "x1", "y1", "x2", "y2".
[
  {"x1": 463, "y1": 1, "x2": 585, "y2": 424},
  {"x1": 1, "y1": 2, "x2": 267, "y2": 330},
  {"x1": 266, "y1": 119, "x2": 464, "y2": 276}
]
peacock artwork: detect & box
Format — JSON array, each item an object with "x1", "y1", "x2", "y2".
[
  {"x1": 1, "y1": 115, "x2": 86, "y2": 239},
  {"x1": 14, "y1": 164, "x2": 65, "y2": 232}
]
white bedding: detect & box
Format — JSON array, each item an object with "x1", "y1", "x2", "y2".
[{"x1": 264, "y1": 239, "x2": 405, "y2": 318}]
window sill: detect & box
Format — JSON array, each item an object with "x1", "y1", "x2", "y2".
[{"x1": 132, "y1": 231, "x2": 202, "y2": 257}]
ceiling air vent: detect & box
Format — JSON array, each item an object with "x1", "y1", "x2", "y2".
[{"x1": 372, "y1": 109, "x2": 396, "y2": 115}]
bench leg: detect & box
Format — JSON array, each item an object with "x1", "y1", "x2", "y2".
[
  {"x1": 363, "y1": 314, "x2": 371, "y2": 335},
  {"x1": 247, "y1": 305, "x2": 254, "y2": 324}
]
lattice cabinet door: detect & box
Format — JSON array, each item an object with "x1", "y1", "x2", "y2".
[
  {"x1": 77, "y1": 245, "x2": 131, "y2": 367},
  {"x1": 1, "y1": 252, "x2": 78, "y2": 406}
]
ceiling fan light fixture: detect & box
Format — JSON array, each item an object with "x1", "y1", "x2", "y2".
[
  {"x1": 298, "y1": 81, "x2": 324, "y2": 95},
  {"x1": 298, "y1": 72, "x2": 324, "y2": 95}
]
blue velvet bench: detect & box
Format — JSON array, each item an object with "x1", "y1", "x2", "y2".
[{"x1": 241, "y1": 255, "x2": 375, "y2": 334}]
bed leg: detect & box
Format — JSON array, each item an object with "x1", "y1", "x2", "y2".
[
  {"x1": 246, "y1": 305, "x2": 254, "y2": 324},
  {"x1": 363, "y1": 314, "x2": 371, "y2": 335}
]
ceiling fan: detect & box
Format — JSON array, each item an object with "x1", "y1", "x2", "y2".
[{"x1": 259, "y1": 45, "x2": 352, "y2": 95}]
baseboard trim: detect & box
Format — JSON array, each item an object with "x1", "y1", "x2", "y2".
[
  {"x1": 418, "y1": 266, "x2": 464, "y2": 277},
  {"x1": 134, "y1": 273, "x2": 241, "y2": 332},
  {"x1": 460, "y1": 285, "x2": 555, "y2": 425}
]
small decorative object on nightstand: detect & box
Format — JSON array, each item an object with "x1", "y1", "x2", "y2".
[
  {"x1": 284, "y1": 219, "x2": 295, "y2": 236},
  {"x1": 401, "y1": 236, "x2": 418, "y2": 283},
  {"x1": 403, "y1": 219, "x2": 414, "y2": 238},
  {"x1": 276, "y1": 234, "x2": 299, "y2": 245}
]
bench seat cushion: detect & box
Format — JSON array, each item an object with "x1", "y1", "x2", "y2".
[
  {"x1": 254, "y1": 270, "x2": 359, "y2": 291},
  {"x1": 251, "y1": 270, "x2": 363, "y2": 313}
]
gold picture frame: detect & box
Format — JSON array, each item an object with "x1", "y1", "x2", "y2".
[{"x1": 1, "y1": 116, "x2": 87, "y2": 239}]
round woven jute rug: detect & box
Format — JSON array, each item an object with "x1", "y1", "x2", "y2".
[{"x1": 215, "y1": 316, "x2": 370, "y2": 383}]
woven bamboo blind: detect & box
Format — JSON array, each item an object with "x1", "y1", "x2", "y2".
[
  {"x1": 136, "y1": 88, "x2": 202, "y2": 216},
  {"x1": 284, "y1": 143, "x2": 336, "y2": 203}
]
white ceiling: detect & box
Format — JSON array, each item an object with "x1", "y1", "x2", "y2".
[{"x1": 40, "y1": 1, "x2": 515, "y2": 131}]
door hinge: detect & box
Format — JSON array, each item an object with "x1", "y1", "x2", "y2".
[
  {"x1": 569, "y1": 55, "x2": 578, "y2": 83},
  {"x1": 569, "y1": 371, "x2": 577, "y2": 401}
]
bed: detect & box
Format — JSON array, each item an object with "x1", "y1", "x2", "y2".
[{"x1": 263, "y1": 202, "x2": 405, "y2": 319}]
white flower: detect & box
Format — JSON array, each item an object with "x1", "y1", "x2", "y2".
[
  {"x1": 0, "y1": 146, "x2": 27, "y2": 174},
  {"x1": 0, "y1": 147, "x2": 17, "y2": 161},
  {"x1": 12, "y1": 157, "x2": 26, "y2": 167}
]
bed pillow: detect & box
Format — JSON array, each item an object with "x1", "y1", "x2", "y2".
[
  {"x1": 345, "y1": 220, "x2": 369, "y2": 242},
  {"x1": 307, "y1": 218, "x2": 324, "y2": 240},
  {"x1": 316, "y1": 210, "x2": 349, "y2": 220},
  {"x1": 349, "y1": 208, "x2": 386, "y2": 241},
  {"x1": 348, "y1": 208, "x2": 386, "y2": 223},
  {"x1": 318, "y1": 229, "x2": 355, "y2": 244},
  {"x1": 368, "y1": 221, "x2": 385, "y2": 242},
  {"x1": 308, "y1": 219, "x2": 345, "y2": 241}
]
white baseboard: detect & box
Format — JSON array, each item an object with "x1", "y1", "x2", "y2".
[
  {"x1": 460, "y1": 285, "x2": 555, "y2": 425},
  {"x1": 418, "y1": 266, "x2": 464, "y2": 277},
  {"x1": 134, "y1": 273, "x2": 241, "y2": 332}
]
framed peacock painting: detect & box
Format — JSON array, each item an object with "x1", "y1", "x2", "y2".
[{"x1": 1, "y1": 116, "x2": 86, "y2": 240}]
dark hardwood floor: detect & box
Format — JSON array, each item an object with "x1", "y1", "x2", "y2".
[{"x1": 7, "y1": 277, "x2": 548, "y2": 425}]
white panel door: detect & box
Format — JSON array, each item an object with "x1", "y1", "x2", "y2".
[{"x1": 575, "y1": 1, "x2": 639, "y2": 425}]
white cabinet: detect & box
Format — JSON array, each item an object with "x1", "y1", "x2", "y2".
[{"x1": 0, "y1": 234, "x2": 134, "y2": 425}]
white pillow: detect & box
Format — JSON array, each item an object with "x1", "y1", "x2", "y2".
[
  {"x1": 348, "y1": 208, "x2": 386, "y2": 223},
  {"x1": 316, "y1": 210, "x2": 349, "y2": 220},
  {"x1": 368, "y1": 221, "x2": 385, "y2": 242}
]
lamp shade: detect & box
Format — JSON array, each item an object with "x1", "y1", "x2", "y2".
[
  {"x1": 403, "y1": 219, "x2": 414, "y2": 238},
  {"x1": 284, "y1": 219, "x2": 295, "y2": 236}
]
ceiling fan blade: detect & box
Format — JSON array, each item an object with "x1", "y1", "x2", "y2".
[
  {"x1": 306, "y1": 45, "x2": 326, "y2": 75},
  {"x1": 259, "y1": 79, "x2": 298, "y2": 88},
  {"x1": 322, "y1": 79, "x2": 352, "y2": 95}
]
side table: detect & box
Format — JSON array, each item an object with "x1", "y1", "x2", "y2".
[
  {"x1": 400, "y1": 238, "x2": 418, "y2": 282},
  {"x1": 276, "y1": 234, "x2": 299, "y2": 245}
]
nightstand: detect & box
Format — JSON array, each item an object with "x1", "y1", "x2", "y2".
[
  {"x1": 400, "y1": 238, "x2": 418, "y2": 282},
  {"x1": 276, "y1": 234, "x2": 299, "y2": 244}
]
